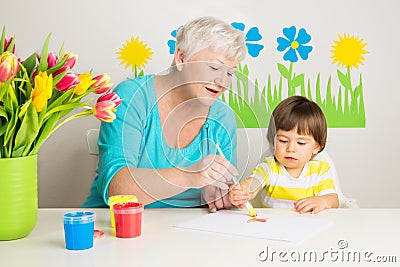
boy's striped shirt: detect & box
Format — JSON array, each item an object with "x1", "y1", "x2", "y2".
[{"x1": 250, "y1": 156, "x2": 336, "y2": 208}]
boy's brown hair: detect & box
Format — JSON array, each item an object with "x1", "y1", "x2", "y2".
[{"x1": 267, "y1": 96, "x2": 327, "y2": 153}]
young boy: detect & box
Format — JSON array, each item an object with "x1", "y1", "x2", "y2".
[{"x1": 229, "y1": 96, "x2": 339, "y2": 214}]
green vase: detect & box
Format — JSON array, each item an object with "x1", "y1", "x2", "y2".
[{"x1": 0, "y1": 155, "x2": 38, "y2": 240}]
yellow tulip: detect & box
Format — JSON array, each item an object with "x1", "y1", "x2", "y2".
[
  {"x1": 31, "y1": 72, "x2": 53, "y2": 112},
  {"x1": 73, "y1": 72, "x2": 96, "y2": 95}
]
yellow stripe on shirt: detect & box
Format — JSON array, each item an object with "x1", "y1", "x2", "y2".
[
  {"x1": 305, "y1": 160, "x2": 331, "y2": 177},
  {"x1": 265, "y1": 178, "x2": 336, "y2": 201}
]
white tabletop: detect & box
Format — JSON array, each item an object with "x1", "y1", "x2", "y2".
[{"x1": 1, "y1": 208, "x2": 399, "y2": 267}]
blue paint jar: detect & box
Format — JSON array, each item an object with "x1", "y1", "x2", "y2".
[{"x1": 63, "y1": 211, "x2": 95, "y2": 250}]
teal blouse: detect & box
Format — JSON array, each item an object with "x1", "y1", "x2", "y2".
[{"x1": 82, "y1": 75, "x2": 237, "y2": 208}]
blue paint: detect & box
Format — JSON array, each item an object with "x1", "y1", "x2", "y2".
[{"x1": 63, "y1": 211, "x2": 95, "y2": 250}]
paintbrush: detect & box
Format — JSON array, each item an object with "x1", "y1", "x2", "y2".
[{"x1": 215, "y1": 144, "x2": 257, "y2": 217}]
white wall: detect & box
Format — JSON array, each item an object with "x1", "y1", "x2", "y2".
[{"x1": 2, "y1": 0, "x2": 399, "y2": 207}]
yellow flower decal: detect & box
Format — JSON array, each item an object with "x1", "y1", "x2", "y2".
[
  {"x1": 330, "y1": 34, "x2": 368, "y2": 69},
  {"x1": 31, "y1": 71, "x2": 53, "y2": 112},
  {"x1": 117, "y1": 36, "x2": 153, "y2": 72},
  {"x1": 73, "y1": 72, "x2": 95, "y2": 95}
]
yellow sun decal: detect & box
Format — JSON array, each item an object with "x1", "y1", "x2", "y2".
[
  {"x1": 330, "y1": 34, "x2": 368, "y2": 69},
  {"x1": 117, "y1": 36, "x2": 153, "y2": 72}
]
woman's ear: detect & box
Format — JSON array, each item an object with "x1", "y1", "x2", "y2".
[{"x1": 174, "y1": 48, "x2": 185, "y2": 71}]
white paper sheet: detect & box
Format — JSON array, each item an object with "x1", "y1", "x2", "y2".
[{"x1": 175, "y1": 210, "x2": 333, "y2": 243}]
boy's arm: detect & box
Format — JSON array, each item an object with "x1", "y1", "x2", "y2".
[
  {"x1": 294, "y1": 193, "x2": 339, "y2": 214},
  {"x1": 229, "y1": 177, "x2": 264, "y2": 207},
  {"x1": 319, "y1": 193, "x2": 339, "y2": 208},
  {"x1": 241, "y1": 177, "x2": 263, "y2": 200}
]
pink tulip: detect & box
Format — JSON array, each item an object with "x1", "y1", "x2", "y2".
[
  {"x1": 55, "y1": 69, "x2": 79, "y2": 92},
  {"x1": 4, "y1": 37, "x2": 15, "y2": 53},
  {"x1": 0, "y1": 52, "x2": 20, "y2": 82},
  {"x1": 61, "y1": 51, "x2": 78, "y2": 69},
  {"x1": 47, "y1": 52, "x2": 58, "y2": 69},
  {"x1": 92, "y1": 73, "x2": 113, "y2": 94},
  {"x1": 98, "y1": 92, "x2": 122, "y2": 107},
  {"x1": 93, "y1": 92, "x2": 122, "y2": 122}
]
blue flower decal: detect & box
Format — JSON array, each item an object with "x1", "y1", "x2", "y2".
[
  {"x1": 231, "y1": 22, "x2": 264, "y2": 58},
  {"x1": 167, "y1": 26, "x2": 182, "y2": 54},
  {"x1": 277, "y1": 26, "x2": 313, "y2": 62},
  {"x1": 167, "y1": 22, "x2": 264, "y2": 58}
]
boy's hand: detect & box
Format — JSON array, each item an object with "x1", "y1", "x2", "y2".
[
  {"x1": 294, "y1": 193, "x2": 339, "y2": 214},
  {"x1": 228, "y1": 183, "x2": 250, "y2": 208}
]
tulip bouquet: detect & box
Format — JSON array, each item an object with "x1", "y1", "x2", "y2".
[{"x1": 0, "y1": 27, "x2": 122, "y2": 158}]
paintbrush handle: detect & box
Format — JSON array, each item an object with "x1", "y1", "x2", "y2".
[{"x1": 216, "y1": 144, "x2": 257, "y2": 217}]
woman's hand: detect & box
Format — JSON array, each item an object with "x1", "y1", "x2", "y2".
[
  {"x1": 202, "y1": 185, "x2": 233, "y2": 212},
  {"x1": 185, "y1": 154, "x2": 238, "y2": 190}
]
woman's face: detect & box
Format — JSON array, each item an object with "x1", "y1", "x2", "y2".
[{"x1": 179, "y1": 48, "x2": 238, "y2": 104}]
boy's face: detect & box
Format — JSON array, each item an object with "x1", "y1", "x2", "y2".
[{"x1": 273, "y1": 128, "x2": 321, "y2": 178}]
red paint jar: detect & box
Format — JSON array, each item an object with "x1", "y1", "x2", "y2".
[{"x1": 113, "y1": 202, "x2": 144, "y2": 238}]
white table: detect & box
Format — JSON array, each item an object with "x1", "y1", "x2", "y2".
[{"x1": 1, "y1": 208, "x2": 399, "y2": 267}]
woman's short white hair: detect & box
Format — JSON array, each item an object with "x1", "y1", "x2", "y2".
[{"x1": 175, "y1": 16, "x2": 247, "y2": 62}]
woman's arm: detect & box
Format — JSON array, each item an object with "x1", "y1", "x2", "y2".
[
  {"x1": 108, "y1": 167, "x2": 186, "y2": 206},
  {"x1": 109, "y1": 154, "x2": 238, "y2": 206}
]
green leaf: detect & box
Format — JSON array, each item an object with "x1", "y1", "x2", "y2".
[
  {"x1": 38, "y1": 33, "x2": 52, "y2": 72},
  {"x1": 0, "y1": 26, "x2": 5, "y2": 54},
  {"x1": 20, "y1": 65, "x2": 33, "y2": 98},
  {"x1": 52, "y1": 67, "x2": 68, "y2": 85},
  {"x1": 0, "y1": 106, "x2": 7, "y2": 120},
  {"x1": 0, "y1": 123, "x2": 7, "y2": 137},
  {"x1": 0, "y1": 106, "x2": 8, "y2": 137},
  {"x1": 12, "y1": 102, "x2": 39, "y2": 157},
  {"x1": 354, "y1": 84, "x2": 362, "y2": 99},
  {"x1": 43, "y1": 102, "x2": 91, "y2": 121},
  {"x1": 0, "y1": 78, "x2": 12, "y2": 101},
  {"x1": 47, "y1": 55, "x2": 68, "y2": 75},
  {"x1": 243, "y1": 65, "x2": 249, "y2": 77},
  {"x1": 58, "y1": 42, "x2": 65, "y2": 57},
  {"x1": 22, "y1": 53, "x2": 38, "y2": 77},
  {"x1": 337, "y1": 69, "x2": 351, "y2": 89},
  {"x1": 292, "y1": 74, "x2": 304, "y2": 88},
  {"x1": 3, "y1": 83, "x2": 18, "y2": 113},
  {"x1": 3, "y1": 106, "x2": 18, "y2": 146},
  {"x1": 47, "y1": 88, "x2": 74, "y2": 110},
  {"x1": 5, "y1": 35, "x2": 15, "y2": 52},
  {"x1": 45, "y1": 109, "x2": 93, "y2": 139},
  {"x1": 30, "y1": 112, "x2": 60, "y2": 155},
  {"x1": 18, "y1": 99, "x2": 32, "y2": 118},
  {"x1": 277, "y1": 63, "x2": 290, "y2": 79}
]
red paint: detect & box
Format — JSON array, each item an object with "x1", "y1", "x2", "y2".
[
  {"x1": 113, "y1": 202, "x2": 144, "y2": 238},
  {"x1": 247, "y1": 217, "x2": 268, "y2": 223},
  {"x1": 94, "y1": 229, "x2": 105, "y2": 239}
]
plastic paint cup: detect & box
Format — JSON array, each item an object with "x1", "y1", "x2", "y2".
[
  {"x1": 63, "y1": 211, "x2": 95, "y2": 250},
  {"x1": 113, "y1": 202, "x2": 144, "y2": 238},
  {"x1": 108, "y1": 195, "x2": 138, "y2": 228}
]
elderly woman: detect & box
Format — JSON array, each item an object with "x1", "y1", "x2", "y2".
[{"x1": 83, "y1": 17, "x2": 247, "y2": 211}]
